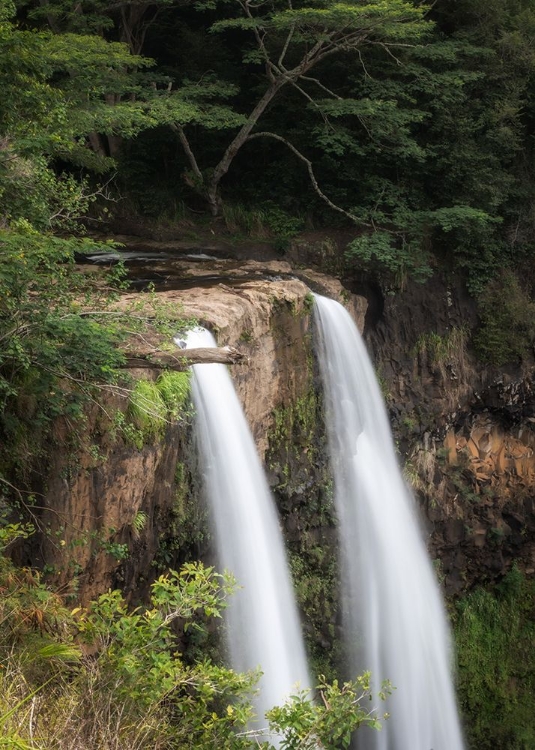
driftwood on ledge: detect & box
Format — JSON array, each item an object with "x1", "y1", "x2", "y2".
[{"x1": 123, "y1": 346, "x2": 247, "y2": 370}]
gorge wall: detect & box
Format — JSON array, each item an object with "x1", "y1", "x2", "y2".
[
  {"x1": 34, "y1": 246, "x2": 535, "y2": 625},
  {"x1": 35, "y1": 260, "x2": 363, "y2": 617},
  {"x1": 356, "y1": 273, "x2": 535, "y2": 595}
]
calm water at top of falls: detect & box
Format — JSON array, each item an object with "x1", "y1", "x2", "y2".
[
  {"x1": 313, "y1": 295, "x2": 465, "y2": 750},
  {"x1": 186, "y1": 328, "x2": 311, "y2": 745}
]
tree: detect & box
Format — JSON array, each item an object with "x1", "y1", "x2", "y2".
[
  {"x1": 0, "y1": 0, "x2": 154, "y2": 225},
  {"x1": 175, "y1": 0, "x2": 431, "y2": 215},
  {"x1": 14, "y1": 0, "x2": 245, "y2": 159},
  {"x1": 18, "y1": 0, "x2": 186, "y2": 56}
]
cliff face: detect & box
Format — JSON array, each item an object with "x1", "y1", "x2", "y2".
[
  {"x1": 37, "y1": 261, "x2": 363, "y2": 605},
  {"x1": 357, "y1": 273, "x2": 535, "y2": 593},
  {"x1": 35, "y1": 252, "x2": 535, "y2": 607}
]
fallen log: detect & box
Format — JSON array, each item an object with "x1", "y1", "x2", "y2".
[{"x1": 123, "y1": 346, "x2": 247, "y2": 370}]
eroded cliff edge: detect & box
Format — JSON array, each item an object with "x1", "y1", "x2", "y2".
[
  {"x1": 32, "y1": 250, "x2": 535, "y2": 620},
  {"x1": 35, "y1": 261, "x2": 364, "y2": 613}
]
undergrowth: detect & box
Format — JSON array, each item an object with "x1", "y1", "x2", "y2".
[
  {"x1": 474, "y1": 271, "x2": 535, "y2": 365},
  {"x1": 120, "y1": 372, "x2": 191, "y2": 449},
  {"x1": 0, "y1": 523, "x2": 390, "y2": 749},
  {"x1": 454, "y1": 567, "x2": 535, "y2": 750}
]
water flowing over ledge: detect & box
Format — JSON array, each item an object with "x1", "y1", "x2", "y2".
[
  {"x1": 313, "y1": 295, "x2": 464, "y2": 750},
  {"x1": 186, "y1": 327, "x2": 311, "y2": 745}
]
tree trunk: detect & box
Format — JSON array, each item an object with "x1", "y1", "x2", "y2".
[
  {"x1": 123, "y1": 347, "x2": 247, "y2": 370},
  {"x1": 88, "y1": 132, "x2": 107, "y2": 158},
  {"x1": 206, "y1": 77, "x2": 288, "y2": 215}
]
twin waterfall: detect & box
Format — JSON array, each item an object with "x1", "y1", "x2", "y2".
[
  {"x1": 187, "y1": 328, "x2": 311, "y2": 744},
  {"x1": 187, "y1": 296, "x2": 464, "y2": 749},
  {"x1": 313, "y1": 295, "x2": 464, "y2": 750}
]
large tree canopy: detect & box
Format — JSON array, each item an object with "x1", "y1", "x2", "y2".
[
  {"x1": 3, "y1": 0, "x2": 535, "y2": 289},
  {"x1": 185, "y1": 0, "x2": 432, "y2": 214}
]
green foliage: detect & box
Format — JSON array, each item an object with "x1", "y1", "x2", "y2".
[
  {"x1": 157, "y1": 371, "x2": 191, "y2": 418},
  {"x1": 0, "y1": 527, "x2": 389, "y2": 748},
  {"x1": 0, "y1": 532, "x2": 254, "y2": 747},
  {"x1": 347, "y1": 231, "x2": 433, "y2": 285},
  {"x1": 454, "y1": 567, "x2": 535, "y2": 749},
  {"x1": 9, "y1": 0, "x2": 535, "y2": 294},
  {"x1": 271, "y1": 392, "x2": 318, "y2": 462},
  {"x1": 75, "y1": 564, "x2": 247, "y2": 713},
  {"x1": 0, "y1": 222, "x2": 195, "y2": 492},
  {"x1": 414, "y1": 327, "x2": 469, "y2": 368},
  {"x1": 267, "y1": 375, "x2": 340, "y2": 680},
  {"x1": 213, "y1": 0, "x2": 428, "y2": 40},
  {"x1": 221, "y1": 202, "x2": 304, "y2": 250},
  {"x1": 119, "y1": 372, "x2": 191, "y2": 448},
  {"x1": 414, "y1": 329, "x2": 458, "y2": 362},
  {"x1": 0, "y1": 227, "x2": 130, "y2": 489},
  {"x1": 0, "y1": 525, "x2": 78, "y2": 650},
  {"x1": 0, "y1": 0, "x2": 250, "y2": 232},
  {"x1": 131, "y1": 510, "x2": 148, "y2": 536},
  {"x1": 474, "y1": 270, "x2": 535, "y2": 365},
  {"x1": 127, "y1": 379, "x2": 167, "y2": 440},
  {"x1": 267, "y1": 673, "x2": 392, "y2": 750},
  {"x1": 98, "y1": 537, "x2": 130, "y2": 561},
  {"x1": 154, "y1": 459, "x2": 210, "y2": 570},
  {"x1": 0, "y1": 520, "x2": 34, "y2": 550},
  {"x1": 289, "y1": 549, "x2": 339, "y2": 681},
  {"x1": 0, "y1": 0, "x2": 154, "y2": 227}
]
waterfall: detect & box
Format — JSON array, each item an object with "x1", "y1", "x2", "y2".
[
  {"x1": 186, "y1": 328, "x2": 311, "y2": 743},
  {"x1": 313, "y1": 295, "x2": 464, "y2": 750}
]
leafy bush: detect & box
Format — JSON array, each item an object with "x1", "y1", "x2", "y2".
[
  {"x1": 0, "y1": 526, "x2": 390, "y2": 749},
  {"x1": 454, "y1": 567, "x2": 535, "y2": 749},
  {"x1": 474, "y1": 270, "x2": 535, "y2": 365},
  {"x1": 267, "y1": 674, "x2": 391, "y2": 750},
  {"x1": 346, "y1": 230, "x2": 434, "y2": 285}
]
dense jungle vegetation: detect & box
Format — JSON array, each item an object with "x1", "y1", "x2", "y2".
[{"x1": 2, "y1": 0, "x2": 535, "y2": 746}]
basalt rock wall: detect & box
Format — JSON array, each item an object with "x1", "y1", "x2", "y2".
[
  {"x1": 35, "y1": 249, "x2": 535, "y2": 606},
  {"x1": 354, "y1": 273, "x2": 535, "y2": 593}
]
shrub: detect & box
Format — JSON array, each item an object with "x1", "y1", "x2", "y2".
[
  {"x1": 454, "y1": 567, "x2": 535, "y2": 749},
  {"x1": 474, "y1": 271, "x2": 535, "y2": 365}
]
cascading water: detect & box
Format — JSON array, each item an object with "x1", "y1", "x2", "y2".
[
  {"x1": 186, "y1": 328, "x2": 311, "y2": 743},
  {"x1": 313, "y1": 295, "x2": 464, "y2": 750}
]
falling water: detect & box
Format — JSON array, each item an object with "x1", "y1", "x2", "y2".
[
  {"x1": 186, "y1": 328, "x2": 311, "y2": 743},
  {"x1": 313, "y1": 295, "x2": 464, "y2": 750}
]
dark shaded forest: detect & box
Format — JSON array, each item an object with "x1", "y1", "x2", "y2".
[{"x1": 3, "y1": 0, "x2": 535, "y2": 288}]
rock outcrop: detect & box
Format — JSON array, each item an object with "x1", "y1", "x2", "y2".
[
  {"x1": 356, "y1": 272, "x2": 535, "y2": 593},
  {"x1": 34, "y1": 246, "x2": 535, "y2": 606},
  {"x1": 37, "y1": 261, "x2": 364, "y2": 604}
]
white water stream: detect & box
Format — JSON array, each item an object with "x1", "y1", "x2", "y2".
[
  {"x1": 313, "y1": 295, "x2": 464, "y2": 750},
  {"x1": 186, "y1": 328, "x2": 311, "y2": 743}
]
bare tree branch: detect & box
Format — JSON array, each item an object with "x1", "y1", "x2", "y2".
[
  {"x1": 246, "y1": 131, "x2": 361, "y2": 224},
  {"x1": 172, "y1": 125, "x2": 204, "y2": 184},
  {"x1": 278, "y1": 22, "x2": 296, "y2": 69},
  {"x1": 300, "y1": 75, "x2": 342, "y2": 99}
]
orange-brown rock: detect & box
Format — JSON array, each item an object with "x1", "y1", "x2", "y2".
[{"x1": 36, "y1": 265, "x2": 366, "y2": 603}]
